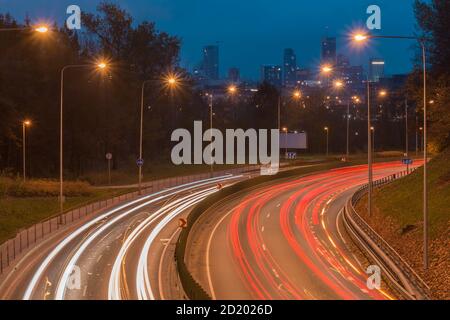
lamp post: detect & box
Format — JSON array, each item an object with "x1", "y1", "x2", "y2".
[
  {"x1": 22, "y1": 120, "x2": 31, "y2": 181},
  {"x1": 354, "y1": 32, "x2": 429, "y2": 269},
  {"x1": 60, "y1": 62, "x2": 108, "y2": 213},
  {"x1": 206, "y1": 93, "x2": 214, "y2": 177},
  {"x1": 333, "y1": 80, "x2": 352, "y2": 159},
  {"x1": 367, "y1": 77, "x2": 373, "y2": 217},
  {"x1": 371, "y1": 126, "x2": 375, "y2": 155},
  {"x1": 139, "y1": 75, "x2": 178, "y2": 194},
  {"x1": 282, "y1": 127, "x2": 288, "y2": 158},
  {"x1": 324, "y1": 127, "x2": 329, "y2": 157}
]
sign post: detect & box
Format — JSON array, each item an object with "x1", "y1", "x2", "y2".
[{"x1": 402, "y1": 158, "x2": 413, "y2": 173}]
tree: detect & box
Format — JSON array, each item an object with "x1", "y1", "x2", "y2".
[{"x1": 410, "y1": 0, "x2": 450, "y2": 151}]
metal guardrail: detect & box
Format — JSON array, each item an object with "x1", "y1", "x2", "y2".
[
  {"x1": 343, "y1": 169, "x2": 431, "y2": 300},
  {"x1": 0, "y1": 165, "x2": 260, "y2": 276}
]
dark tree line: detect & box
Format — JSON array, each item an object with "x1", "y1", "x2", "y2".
[
  {"x1": 0, "y1": 3, "x2": 208, "y2": 179},
  {"x1": 408, "y1": 0, "x2": 450, "y2": 152},
  {"x1": 2, "y1": 1, "x2": 446, "y2": 181}
]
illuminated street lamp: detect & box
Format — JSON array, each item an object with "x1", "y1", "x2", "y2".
[
  {"x1": 0, "y1": 24, "x2": 50, "y2": 33},
  {"x1": 282, "y1": 127, "x2": 288, "y2": 158},
  {"x1": 22, "y1": 120, "x2": 31, "y2": 181},
  {"x1": 292, "y1": 90, "x2": 301, "y2": 100},
  {"x1": 35, "y1": 25, "x2": 49, "y2": 33},
  {"x1": 379, "y1": 90, "x2": 388, "y2": 97},
  {"x1": 334, "y1": 81, "x2": 351, "y2": 159},
  {"x1": 59, "y1": 61, "x2": 109, "y2": 213},
  {"x1": 139, "y1": 74, "x2": 180, "y2": 193},
  {"x1": 324, "y1": 127, "x2": 329, "y2": 157},
  {"x1": 370, "y1": 126, "x2": 375, "y2": 156},
  {"x1": 352, "y1": 31, "x2": 430, "y2": 269},
  {"x1": 228, "y1": 85, "x2": 237, "y2": 94},
  {"x1": 321, "y1": 65, "x2": 333, "y2": 74}
]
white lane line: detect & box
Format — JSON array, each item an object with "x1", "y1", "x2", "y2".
[
  {"x1": 158, "y1": 228, "x2": 181, "y2": 300},
  {"x1": 108, "y1": 189, "x2": 215, "y2": 300},
  {"x1": 57, "y1": 176, "x2": 241, "y2": 300},
  {"x1": 206, "y1": 208, "x2": 235, "y2": 300},
  {"x1": 23, "y1": 174, "x2": 235, "y2": 300},
  {"x1": 136, "y1": 191, "x2": 216, "y2": 300}
]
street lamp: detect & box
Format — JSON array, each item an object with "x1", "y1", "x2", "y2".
[
  {"x1": 0, "y1": 24, "x2": 50, "y2": 33},
  {"x1": 139, "y1": 74, "x2": 179, "y2": 194},
  {"x1": 228, "y1": 85, "x2": 237, "y2": 94},
  {"x1": 282, "y1": 127, "x2": 288, "y2": 158},
  {"x1": 353, "y1": 31, "x2": 430, "y2": 269},
  {"x1": 333, "y1": 80, "x2": 351, "y2": 159},
  {"x1": 324, "y1": 127, "x2": 329, "y2": 157},
  {"x1": 59, "y1": 61, "x2": 109, "y2": 213},
  {"x1": 292, "y1": 90, "x2": 302, "y2": 100},
  {"x1": 371, "y1": 126, "x2": 375, "y2": 156},
  {"x1": 22, "y1": 120, "x2": 31, "y2": 181},
  {"x1": 35, "y1": 26, "x2": 49, "y2": 33}
]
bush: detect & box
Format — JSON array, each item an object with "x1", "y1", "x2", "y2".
[{"x1": 0, "y1": 177, "x2": 93, "y2": 197}]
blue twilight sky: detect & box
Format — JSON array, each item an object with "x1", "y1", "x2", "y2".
[{"x1": 0, "y1": 0, "x2": 420, "y2": 80}]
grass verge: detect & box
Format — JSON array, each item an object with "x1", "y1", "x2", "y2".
[{"x1": 356, "y1": 148, "x2": 450, "y2": 299}]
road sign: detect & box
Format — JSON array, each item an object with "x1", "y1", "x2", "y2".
[
  {"x1": 136, "y1": 158, "x2": 144, "y2": 167},
  {"x1": 179, "y1": 218, "x2": 187, "y2": 229},
  {"x1": 402, "y1": 158, "x2": 413, "y2": 165},
  {"x1": 106, "y1": 153, "x2": 113, "y2": 160}
]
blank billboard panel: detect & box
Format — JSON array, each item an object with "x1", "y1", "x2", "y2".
[{"x1": 279, "y1": 132, "x2": 307, "y2": 149}]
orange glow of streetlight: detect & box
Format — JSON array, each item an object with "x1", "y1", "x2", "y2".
[
  {"x1": 35, "y1": 25, "x2": 49, "y2": 33},
  {"x1": 228, "y1": 85, "x2": 237, "y2": 94},
  {"x1": 429, "y1": 100, "x2": 435, "y2": 104},
  {"x1": 97, "y1": 62, "x2": 108, "y2": 69},
  {"x1": 23, "y1": 120, "x2": 31, "y2": 126},
  {"x1": 293, "y1": 90, "x2": 301, "y2": 99},
  {"x1": 282, "y1": 127, "x2": 288, "y2": 132},
  {"x1": 321, "y1": 65, "x2": 333, "y2": 74},
  {"x1": 379, "y1": 90, "x2": 387, "y2": 97},
  {"x1": 324, "y1": 126, "x2": 329, "y2": 131},
  {"x1": 353, "y1": 33, "x2": 368, "y2": 42},
  {"x1": 334, "y1": 80, "x2": 344, "y2": 89}
]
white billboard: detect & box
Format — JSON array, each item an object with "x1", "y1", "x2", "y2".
[{"x1": 279, "y1": 132, "x2": 307, "y2": 149}]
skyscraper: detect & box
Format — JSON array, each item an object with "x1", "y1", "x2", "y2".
[
  {"x1": 261, "y1": 65, "x2": 282, "y2": 88},
  {"x1": 202, "y1": 45, "x2": 219, "y2": 80},
  {"x1": 369, "y1": 58, "x2": 385, "y2": 82},
  {"x1": 283, "y1": 48, "x2": 297, "y2": 88},
  {"x1": 228, "y1": 67, "x2": 240, "y2": 83},
  {"x1": 321, "y1": 37, "x2": 337, "y2": 66}
]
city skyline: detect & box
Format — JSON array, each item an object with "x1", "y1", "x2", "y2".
[{"x1": 1, "y1": 0, "x2": 418, "y2": 79}]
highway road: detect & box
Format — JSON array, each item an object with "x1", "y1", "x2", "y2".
[
  {"x1": 186, "y1": 161, "x2": 421, "y2": 300},
  {"x1": 0, "y1": 174, "x2": 243, "y2": 300}
]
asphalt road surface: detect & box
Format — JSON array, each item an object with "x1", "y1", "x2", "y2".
[
  {"x1": 0, "y1": 174, "x2": 243, "y2": 300},
  {"x1": 186, "y1": 161, "x2": 421, "y2": 300}
]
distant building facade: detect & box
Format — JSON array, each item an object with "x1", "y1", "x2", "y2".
[
  {"x1": 283, "y1": 48, "x2": 297, "y2": 88},
  {"x1": 261, "y1": 65, "x2": 282, "y2": 88},
  {"x1": 369, "y1": 58, "x2": 385, "y2": 82},
  {"x1": 321, "y1": 37, "x2": 337, "y2": 66},
  {"x1": 202, "y1": 45, "x2": 219, "y2": 80},
  {"x1": 228, "y1": 67, "x2": 240, "y2": 83}
]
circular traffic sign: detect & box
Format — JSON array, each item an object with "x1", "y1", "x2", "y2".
[
  {"x1": 106, "y1": 153, "x2": 113, "y2": 160},
  {"x1": 137, "y1": 158, "x2": 144, "y2": 166}
]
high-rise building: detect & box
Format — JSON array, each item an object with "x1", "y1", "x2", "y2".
[
  {"x1": 202, "y1": 45, "x2": 219, "y2": 80},
  {"x1": 261, "y1": 65, "x2": 282, "y2": 88},
  {"x1": 228, "y1": 67, "x2": 240, "y2": 83},
  {"x1": 321, "y1": 37, "x2": 337, "y2": 66},
  {"x1": 369, "y1": 58, "x2": 385, "y2": 82},
  {"x1": 337, "y1": 54, "x2": 350, "y2": 68},
  {"x1": 283, "y1": 48, "x2": 297, "y2": 87}
]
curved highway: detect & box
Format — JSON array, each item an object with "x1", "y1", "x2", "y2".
[
  {"x1": 186, "y1": 161, "x2": 421, "y2": 300},
  {"x1": 0, "y1": 174, "x2": 243, "y2": 300}
]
